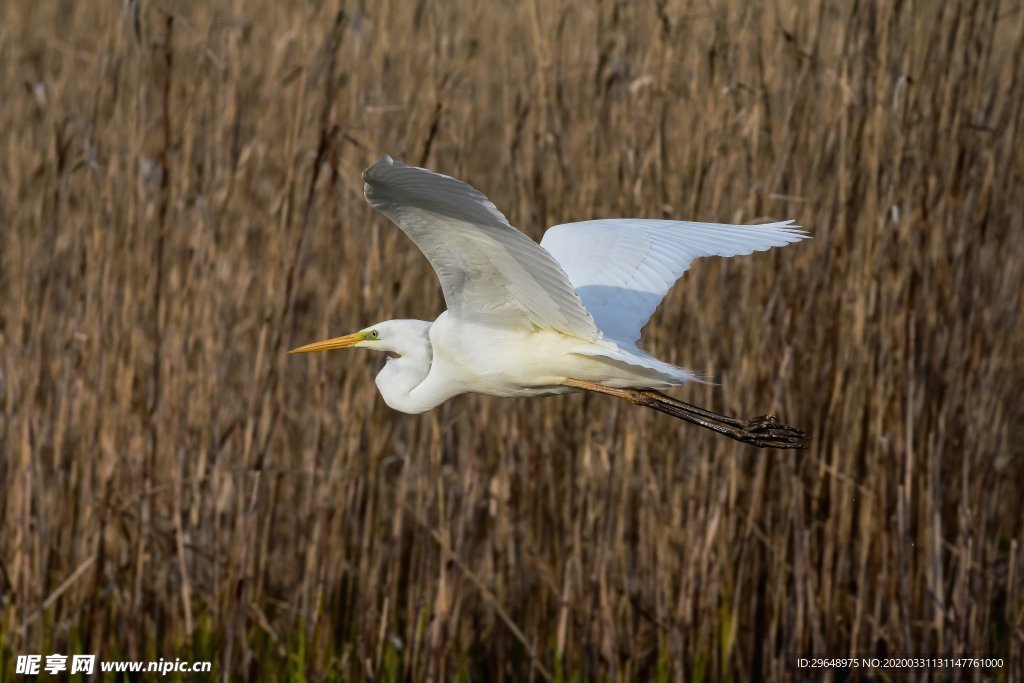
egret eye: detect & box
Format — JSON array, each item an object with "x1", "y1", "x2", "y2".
[{"x1": 368, "y1": 330, "x2": 379, "y2": 340}]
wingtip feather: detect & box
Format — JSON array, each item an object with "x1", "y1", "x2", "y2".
[{"x1": 363, "y1": 154, "x2": 397, "y2": 183}]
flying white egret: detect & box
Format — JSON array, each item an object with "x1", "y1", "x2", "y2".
[{"x1": 291, "y1": 156, "x2": 810, "y2": 448}]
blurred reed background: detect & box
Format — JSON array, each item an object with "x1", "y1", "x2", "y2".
[{"x1": 2, "y1": 0, "x2": 1022, "y2": 679}]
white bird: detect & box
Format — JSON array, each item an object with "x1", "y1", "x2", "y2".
[{"x1": 291, "y1": 156, "x2": 810, "y2": 448}]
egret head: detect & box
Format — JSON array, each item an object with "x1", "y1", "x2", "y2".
[{"x1": 288, "y1": 319, "x2": 430, "y2": 356}]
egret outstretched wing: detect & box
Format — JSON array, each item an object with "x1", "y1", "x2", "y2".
[
  {"x1": 363, "y1": 156, "x2": 598, "y2": 338},
  {"x1": 540, "y1": 219, "x2": 808, "y2": 345}
]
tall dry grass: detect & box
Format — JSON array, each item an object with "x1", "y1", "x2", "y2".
[{"x1": 2, "y1": 0, "x2": 1023, "y2": 679}]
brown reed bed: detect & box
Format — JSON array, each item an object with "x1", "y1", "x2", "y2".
[{"x1": 2, "y1": 0, "x2": 1023, "y2": 679}]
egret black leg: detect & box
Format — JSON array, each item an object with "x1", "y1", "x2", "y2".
[{"x1": 563, "y1": 379, "x2": 810, "y2": 450}]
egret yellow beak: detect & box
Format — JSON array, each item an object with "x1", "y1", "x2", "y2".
[{"x1": 289, "y1": 332, "x2": 364, "y2": 354}]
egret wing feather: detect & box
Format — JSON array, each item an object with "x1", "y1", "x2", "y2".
[
  {"x1": 572, "y1": 342, "x2": 706, "y2": 386},
  {"x1": 363, "y1": 156, "x2": 598, "y2": 338},
  {"x1": 541, "y1": 219, "x2": 808, "y2": 345}
]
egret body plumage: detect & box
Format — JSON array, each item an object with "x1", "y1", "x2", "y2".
[{"x1": 291, "y1": 156, "x2": 810, "y2": 448}]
